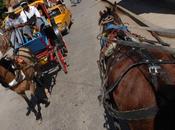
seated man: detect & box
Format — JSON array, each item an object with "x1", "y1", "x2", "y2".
[
  {"x1": 5, "y1": 7, "x2": 24, "y2": 49},
  {"x1": 20, "y1": 1, "x2": 67, "y2": 53},
  {"x1": 3, "y1": 7, "x2": 26, "y2": 86},
  {"x1": 19, "y1": 1, "x2": 41, "y2": 39}
]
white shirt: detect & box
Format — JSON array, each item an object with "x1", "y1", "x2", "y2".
[
  {"x1": 5, "y1": 17, "x2": 24, "y2": 47},
  {"x1": 20, "y1": 6, "x2": 41, "y2": 23}
]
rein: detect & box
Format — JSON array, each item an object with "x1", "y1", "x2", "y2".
[{"x1": 15, "y1": 48, "x2": 36, "y2": 72}]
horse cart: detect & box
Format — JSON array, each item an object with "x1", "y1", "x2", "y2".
[
  {"x1": 16, "y1": 28, "x2": 68, "y2": 74},
  {"x1": 14, "y1": 0, "x2": 69, "y2": 73}
]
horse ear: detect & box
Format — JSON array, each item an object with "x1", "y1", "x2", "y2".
[
  {"x1": 112, "y1": 2, "x2": 117, "y2": 12},
  {"x1": 99, "y1": 11, "x2": 103, "y2": 16},
  {"x1": 103, "y1": 9, "x2": 107, "y2": 14},
  {"x1": 114, "y1": 1, "x2": 117, "y2": 6},
  {"x1": 106, "y1": 7, "x2": 111, "y2": 12}
]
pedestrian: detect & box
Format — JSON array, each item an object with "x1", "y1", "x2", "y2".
[
  {"x1": 76, "y1": 0, "x2": 81, "y2": 4},
  {"x1": 70, "y1": 0, "x2": 77, "y2": 6}
]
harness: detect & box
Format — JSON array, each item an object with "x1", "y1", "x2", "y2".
[
  {"x1": 101, "y1": 40, "x2": 175, "y2": 121},
  {"x1": 15, "y1": 48, "x2": 36, "y2": 72}
]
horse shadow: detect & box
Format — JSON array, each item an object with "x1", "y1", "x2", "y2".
[
  {"x1": 118, "y1": 0, "x2": 175, "y2": 15},
  {"x1": 25, "y1": 62, "x2": 61, "y2": 121}
]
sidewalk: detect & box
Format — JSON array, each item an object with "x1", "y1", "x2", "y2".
[{"x1": 108, "y1": 0, "x2": 175, "y2": 29}]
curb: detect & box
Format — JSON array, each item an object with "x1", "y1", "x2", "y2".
[{"x1": 101, "y1": 0, "x2": 175, "y2": 38}]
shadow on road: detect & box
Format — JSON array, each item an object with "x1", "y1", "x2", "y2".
[
  {"x1": 24, "y1": 62, "x2": 61, "y2": 121},
  {"x1": 118, "y1": 0, "x2": 175, "y2": 15}
]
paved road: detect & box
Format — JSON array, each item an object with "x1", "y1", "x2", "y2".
[{"x1": 0, "y1": 0, "x2": 108, "y2": 130}]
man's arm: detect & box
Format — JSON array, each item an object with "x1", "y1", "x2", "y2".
[
  {"x1": 19, "y1": 11, "x2": 27, "y2": 23},
  {"x1": 5, "y1": 19, "x2": 15, "y2": 31},
  {"x1": 33, "y1": 6, "x2": 41, "y2": 18}
]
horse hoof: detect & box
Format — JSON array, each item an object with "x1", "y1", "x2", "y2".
[
  {"x1": 36, "y1": 113, "x2": 42, "y2": 122},
  {"x1": 26, "y1": 111, "x2": 30, "y2": 116},
  {"x1": 45, "y1": 100, "x2": 50, "y2": 108},
  {"x1": 26, "y1": 107, "x2": 31, "y2": 116}
]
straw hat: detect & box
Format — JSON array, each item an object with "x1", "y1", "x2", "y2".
[
  {"x1": 20, "y1": 1, "x2": 28, "y2": 6},
  {"x1": 5, "y1": 7, "x2": 15, "y2": 14}
]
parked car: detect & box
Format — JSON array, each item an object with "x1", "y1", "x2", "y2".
[{"x1": 48, "y1": 4, "x2": 72, "y2": 34}]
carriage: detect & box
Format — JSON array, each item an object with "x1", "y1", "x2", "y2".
[
  {"x1": 16, "y1": 28, "x2": 68, "y2": 74},
  {"x1": 14, "y1": 0, "x2": 69, "y2": 73}
]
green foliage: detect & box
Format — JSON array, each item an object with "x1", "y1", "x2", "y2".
[{"x1": 0, "y1": 0, "x2": 4, "y2": 8}]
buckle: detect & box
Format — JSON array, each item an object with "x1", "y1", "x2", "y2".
[{"x1": 149, "y1": 65, "x2": 161, "y2": 75}]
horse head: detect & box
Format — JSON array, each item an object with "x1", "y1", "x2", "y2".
[
  {"x1": 99, "y1": 7, "x2": 115, "y2": 26},
  {"x1": 98, "y1": 6, "x2": 130, "y2": 54}
]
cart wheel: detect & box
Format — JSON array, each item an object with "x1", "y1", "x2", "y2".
[
  {"x1": 65, "y1": 24, "x2": 70, "y2": 34},
  {"x1": 62, "y1": 39, "x2": 68, "y2": 54},
  {"x1": 55, "y1": 48, "x2": 68, "y2": 74}
]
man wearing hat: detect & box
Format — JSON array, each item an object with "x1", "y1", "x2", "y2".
[
  {"x1": 19, "y1": 1, "x2": 41, "y2": 23},
  {"x1": 19, "y1": 1, "x2": 43, "y2": 38},
  {"x1": 3, "y1": 7, "x2": 26, "y2": 85},
  {"x1": 5, "y1": 6, "x2": 24, "y2": 49}
]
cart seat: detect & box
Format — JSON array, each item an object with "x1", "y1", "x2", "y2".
[{"x1": 17, "y1": 32, "x2": 49, "y2": 54}]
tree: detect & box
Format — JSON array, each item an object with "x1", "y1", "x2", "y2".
[{"x1": 0, "y1": 0, "x2": 4, "y2": 8}]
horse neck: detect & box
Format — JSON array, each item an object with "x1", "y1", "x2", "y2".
[
  {"x1": 0, "y1": 34, "x2": 10, "y2": 54},
  {"x1": 0, "y1": 65, "x2": 15, "y2": 84}
]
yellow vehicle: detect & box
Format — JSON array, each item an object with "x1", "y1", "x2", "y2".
[{"x1": 48, "y1": 4, "x2": 72, "y2": 34}]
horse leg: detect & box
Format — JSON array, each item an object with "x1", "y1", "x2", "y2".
[
  {"x1": 34, "y1": 76, "x2": 51, "y2": 106},
  {"x1": 36, "y1": 103, "x2": 42, "y2": 124},
  {"x1": 20, "y1": 92, "x2": 38, "y2": 117},
  {"x1": 29, "y1": 81, "x2": 43, "y2": 121}
]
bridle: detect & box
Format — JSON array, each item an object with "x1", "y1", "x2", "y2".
[
  {"x1": 100, "y1": 39, "x2": 175, "y2": 122},
  {"x1": 99, "y1": 13, "x2": 175, "y2": 122}
]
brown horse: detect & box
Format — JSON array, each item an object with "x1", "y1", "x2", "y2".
[
  {"x1": 0, "y1": 33, "x2": 50, "y2": 120},
  {"x1": 98, "y1": 5, "x2": 175, "y2": 130}
]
